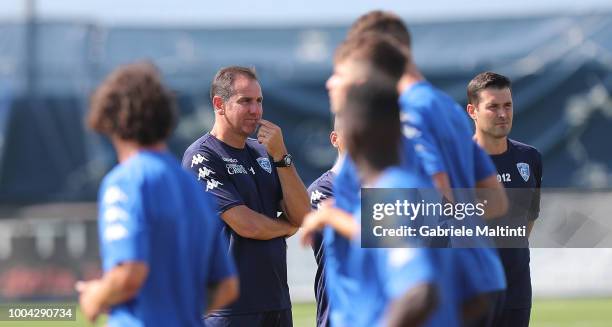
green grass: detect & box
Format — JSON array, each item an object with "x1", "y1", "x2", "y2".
[
  {"x1": 293, "y1": 302, "x2": 317, "y2": 326},
  {"x1": 1, "y1": 298, "x2": 610, "y2": 326},
  {"x1": 530, "y1": 298, "x2": 612, "y2": 327}
]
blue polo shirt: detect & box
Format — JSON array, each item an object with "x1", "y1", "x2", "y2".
[
  {"x1": 325, "y1": 167, "x2": 460, "y2": 327},
  {"x1": 99, "y1": 151, "x2": 235, "y2": 327},
  {"x1": 182, "y1": 133, "x2": 290, "y2": 316}
]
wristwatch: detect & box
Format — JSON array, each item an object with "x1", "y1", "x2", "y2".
[{"x1": 274, "y1": 154, "x2": 293, "y2": 167}]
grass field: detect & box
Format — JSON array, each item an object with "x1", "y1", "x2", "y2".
[{"x1": 1, "y1": 298, "x2": 611, "y2": 326}]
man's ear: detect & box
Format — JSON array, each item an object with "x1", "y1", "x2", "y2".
[
  {"x1": 330, "y1": 131, "x2": 338, "y2": 148},
  {"x1": 213, "y1": 96, "x2": 225, "y2": 115},
  {"x1": 466, "y1": 103, "x2": 477, "y2": 121}
]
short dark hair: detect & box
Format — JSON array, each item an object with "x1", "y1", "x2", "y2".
[
  {"x1": 341, "y1": 81, "x2": 401, "y2": 171},
  {"x1": 210, "y1": 66, "x2": 258, "y2": 103},
  {"x1": 467, "y1": 72, "x2": 513, "y2": 105},
  {"x1": 347, "y1": 10, "x2": 411, "y2": 48},
  {"x1": 88, "y1": 61, "x2": 176, "y2": 145},
  {"x1": 334, "y1": 32, "x2": 407, "y2": 84}
]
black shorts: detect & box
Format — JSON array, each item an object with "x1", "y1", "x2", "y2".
[{"x1": 205, "y1": 309, "x2": 293, "y2": 327}]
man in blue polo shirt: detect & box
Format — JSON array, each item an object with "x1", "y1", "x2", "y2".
[
  {"x1": 77, "y1": 62, "x2": 238, "y2": 326},
  {"x1": 333, "y1": 10, "x2": 510, "y2": 326},
  {"x1": 467, "y1": 72, "x2": 543, "y2": 327},
  {"x1": 183, "y1": 66, "x2": 310, "y2": 327}
]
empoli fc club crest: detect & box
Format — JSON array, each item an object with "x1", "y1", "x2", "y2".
[
  {"x1": 516, "y1": 162, "x2": 530, "y2": 182},
  {"x1": 257, "y1": 157, "x2": 272, "y2": 174}
]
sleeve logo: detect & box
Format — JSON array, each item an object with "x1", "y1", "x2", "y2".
[
  {"x1": 206, "y1": 179, "x2": 223, "y2": 191},
  {"x1": 103, "y1": 186, "x2": 128, "y2": 205},
  {"x1": 402, "y1": 125, "x2": 421, "y2": 139},
  {"x1": 198, "y1": 167, "x2": 215, "y2": 180},
  {"x1": 104, "y1": 224, "x2": 129, "y2": 242},
  {"x1": 310, "y1": 189, "x2": 326, "y2": 205},
  {"x1": 196, "y1": 165, "x2": 223, "y2": 191},
  {"x1": 103, "y1": 206, "x2": 129, "y2": 222},
  {"x1": 191, "y1": 153, "x2": 209, "y2": 167}
]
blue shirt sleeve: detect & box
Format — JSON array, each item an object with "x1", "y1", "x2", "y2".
[
  {"x1": 98, "y1": 178, "x2": 150, "y2": 271},
  {"x1": 473, "y1": 141, "x2": 497, "y2": 182},
  {"x1": 333, "y1": 155, "x2": 361, "y2": 212},
  {"x1": 308, "y1": 173, "x2": 334, "y2": 210},
  {"x1": 207, "y1": 217, "x2": 236, "y2": 283},
  {"x1": 192, "y1": 191, "x2": 237, "y2": 283},
  {"x1": 401, "y1": 109, "x2": 446, "y2": 176},
  {"x1": 182, "y1": 148, "x2": 245, "y2": 215}
]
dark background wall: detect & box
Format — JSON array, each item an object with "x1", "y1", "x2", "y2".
[{"x1": 1, "y1": 13, "x2": 611, "y2": 204}]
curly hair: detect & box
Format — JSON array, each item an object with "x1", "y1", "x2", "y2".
[{"x1": 88, "y1": 61, "x2": 176, "y2": 145}]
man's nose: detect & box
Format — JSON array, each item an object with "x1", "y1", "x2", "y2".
[{"x1": 249, "y1": 103, "x2": 261, "y2": 115}]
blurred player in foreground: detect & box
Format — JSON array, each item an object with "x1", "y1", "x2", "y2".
[
  {"x1": 341, "y1": 11, "x2": 509, "y2": 326},
  {"x1": 77, "y1": 62, "x2": 238, "y2": 325},
  {"x1": 182, "y1": 66, "x2": 310, "y2": 327},
  {"x1": 467, "y1": 72, "x2": 543, "y2": 327},
  {"x1": 302, "y1": 81, "x2": 457, "y2": 327},
  {"x1": 305, "y1": 32, "x2": 470, "y2": 326},
  {"x1": 306, "y1": 116, "x2": 345, "y2": 327}
]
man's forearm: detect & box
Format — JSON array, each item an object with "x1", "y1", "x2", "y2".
[
  {"x1": 251, "y1": 216, "x2": 297, "y2": 240},
  {"x1": 99, "y1": 263, "x2": 148, "y2": 308},
  {"x1": 222, "y1": 205, "x2": 296, "y2": 240},
  {"x1": 322, "y1": 207, "x2": 359, "y2": 240},
  {"x1": 99, "y1": 275, "x2": 138, "y2": 307},
  {"x1": 207, "y1": 277, "x2": 239, "y2": 313},
  {"x1": 277, "y1": 166, "x2": 310, "y2": 226}
]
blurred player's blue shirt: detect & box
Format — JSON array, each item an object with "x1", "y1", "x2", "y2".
[
  {"x1": 333, "y1": 137, "x2": 424, "y2": 211},
  {"x1": 332, "y1": 81, "x2": 506, "y2": 305},
  {"x1": 399, "y1": 81, "x2": 506, "y2": 294},
  {"x1": 325, "y1": 167, "x2": 460, "y2": 327},
  {"x1": 398, "y1": 81, "x2": 496, "y2": 189},
  {"x1": 98, "y1": 150, "x2": 236, "y2": 327}
]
